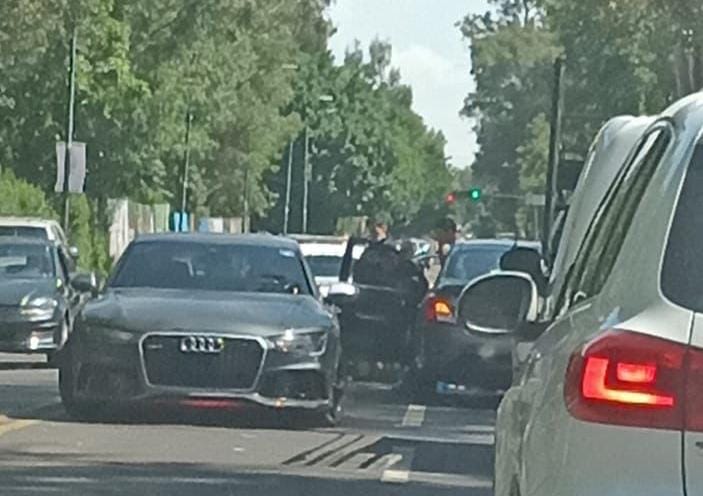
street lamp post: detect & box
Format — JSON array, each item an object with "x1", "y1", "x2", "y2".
[
  {"x1": 283, "y1": 139, "x2": 294, "y2": 234},
  {"x1": 301, "y1": 125, "x2": 310, "y2": 233},
  {"x1": 180, "y1": 110, "x2": 193, "y2": 223},
  {"x1": 301, "y1": 94, "x2": 334, "y2": 234},
  {"x1": 62, "y1": 27, "x2": 78, "y2": 233}
]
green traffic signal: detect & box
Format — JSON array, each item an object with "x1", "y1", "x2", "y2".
[{"x1": 469, "y1": 187, "x2": 482, "y2": 202}]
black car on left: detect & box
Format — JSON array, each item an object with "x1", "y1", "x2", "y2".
[
  {"x1": 59, "y1": 233, "x2": 344, "y2": 425},
  {"x1": 0, "y1": 237, "x2": 93, "y2": 360}
]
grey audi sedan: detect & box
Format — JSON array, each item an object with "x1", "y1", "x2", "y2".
[{"x1": 58, "y1": 233, "x2": 343, "y2": 425}]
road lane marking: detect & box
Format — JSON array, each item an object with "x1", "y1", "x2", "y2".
[
  {"x1": 384, "y1": 432, "x2": 495, "y2": 446},
  {"x1": 401, "y1": 404, "x2": 426, "y2": 427},
  {"x1": 381, "y1": 469, "x2": 409, "y2": 483},
  {"x1": 0, "y1": 416, "x2": 36, "y2": 437},
  {"x1": 409, "y1": 472, "x2": 493, "y2": 488},
  {"x1": 380, "y1": 446, "x2": 415, "y2": 485}
]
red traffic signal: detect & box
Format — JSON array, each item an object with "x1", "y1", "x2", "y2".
[{"x1": 445, "y1": 192, "x2": 457, "y2": 204}]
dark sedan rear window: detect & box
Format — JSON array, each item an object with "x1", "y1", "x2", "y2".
[
  {"x1": 306, "y1": 255, "x2": 342, "y2": 278},
  {"x1": 441, "y1": 246, "x2": 507, "y2": 283},
  {"x1": 111, "y1": 241, "x2": 311, "y2": 295}
]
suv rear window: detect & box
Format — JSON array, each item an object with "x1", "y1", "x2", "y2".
[{"x1": 662, "y1": 143, "x2": 703, "y2": 311}]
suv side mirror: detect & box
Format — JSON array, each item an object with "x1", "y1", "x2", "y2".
[
  {"x1": 457, "y1": 272, "x2": 539, "y2": 335},
  {"x1": 71, "y1": 272, "x2": 99, "y2": 296}
]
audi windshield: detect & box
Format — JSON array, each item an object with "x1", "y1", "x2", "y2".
[{"x1": 110, "y1": 241, "x2": 311, "y2": 295}]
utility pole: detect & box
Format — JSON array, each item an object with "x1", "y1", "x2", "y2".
[
  {"x1": 243, "y1": 165, "x2": 250, "y2": 233},
  {"x1": 283, "y1": 138, "x2": 294, "y2": 234},
  {"x1": 542, "y1": 56, "x2": 565, "y2": 264},
  {"x1": 179, "y1": 110, "x2": 193, "y2": 231},
  {"x1": 301, "y1": 126, "x2": 310, "y2": 233},
  {"x1": 62, "y1": 27, "x2": 78, "y2": 233}
]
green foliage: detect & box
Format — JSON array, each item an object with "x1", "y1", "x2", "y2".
[
  {"x1": 0, "y1": 170, "x2": 56, "y2": 218},
  {"x1": 261, "y1": 41, "x2": 452, "y2": 234},
  {"x1": 517, "y1": 113, "x2": 550, "y2": 194},
  {"x1": 0, "y1": 0, "x2": 450, "y2": 245},
  {"x1": 461, "y1": 0, "x2": 701, "y2": 230},
  {"x1": 67, "y1": 195, "x2": 110, "y2": 273}
]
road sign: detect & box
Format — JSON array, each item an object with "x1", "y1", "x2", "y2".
[{"x1": 55, "y1": 141, "x2": 86, "y2": 193}]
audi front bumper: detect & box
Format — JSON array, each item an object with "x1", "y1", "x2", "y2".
[{"x1": 69, "y1": 331, "x2": 339, "y2": 413}]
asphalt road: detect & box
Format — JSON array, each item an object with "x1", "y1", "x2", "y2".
[{"x1": 0, "y1": 353, "x2": 495, "y2": 496}]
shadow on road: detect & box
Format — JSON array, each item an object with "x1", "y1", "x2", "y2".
[
  {"x1": 10, "y1": 400, "x2": 337, "y2": 432},
  {"x1": 0, "y1": 457, "x2": 491, "y2": 496},
  {"x1": 0, "y1": 361, "x2": 51, "y2": 371}
]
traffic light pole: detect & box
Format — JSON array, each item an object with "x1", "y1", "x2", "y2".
[{"x1": 543, "y1": 56, "x2": 565, "y2": 264}]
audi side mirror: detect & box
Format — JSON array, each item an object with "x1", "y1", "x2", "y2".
[
  {"x1": 457, "y1": 271, "x2": 539, "y2": 335},
  {"x1": 71, "y1": 272, "x2": 99, "y2": 296}
]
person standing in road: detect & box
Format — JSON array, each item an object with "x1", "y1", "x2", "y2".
[
  {"x1": 434, "y1": 217, "x2": 457, "y2": 267},
  {"x1": 369, "y1": 218, "x2": 391, "y2": 245}
]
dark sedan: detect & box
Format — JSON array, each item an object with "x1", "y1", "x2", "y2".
[
  {"x1": 409, "y1": 239, "x2": 540, "y2": 399},
  {"x1": 0, "y1": 238, "x2": 90, "y2": 359},
  {"x1": 58, "y1": 233, "x2": 343, "y2": 425}
]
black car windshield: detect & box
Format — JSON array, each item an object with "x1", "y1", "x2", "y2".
[
  {"x1": 111, "y1": 241, "x2": 311, "y2": 295},
  {"x1": 442, "y1": 246, "x2": 508, "y2": 284},
  {"x1": 0, "y1": 243, "x2": 55, "y2": 279},
  {"x1": 0, "y1": 226, "x2": 47, "y2": 239},
  {"x1": 305, "y1": 255, "x2": 342, "y2": 278}
]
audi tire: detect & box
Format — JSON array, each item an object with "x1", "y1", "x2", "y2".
[{"x1": 58, "y1": 345, "x2": 109, "y2": 422}]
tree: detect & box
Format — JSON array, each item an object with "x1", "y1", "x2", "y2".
[
  {"x1": 259, "y1": 40, "x2": 452, "y2": 234},
  {"x1": 460, "y1": 3, "x2": 560, "y2": 230}
]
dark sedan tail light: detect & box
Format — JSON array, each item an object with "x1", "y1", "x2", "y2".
[
  {"x1": 564, "y1": 328, "x2": 703, "y2": 431},
  {"x1": 424, "y1": 295, "x2": 456, "y2": 324}
]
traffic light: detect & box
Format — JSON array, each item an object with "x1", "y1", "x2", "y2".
[
  {"x1": 469, "y1": 187, "x2": 482, "y2": 202},
  {"x1": 445, "y1": 192, "x2": 457, "y2": 204}
]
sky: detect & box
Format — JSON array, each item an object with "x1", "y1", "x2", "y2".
[{"x1": 327, "y1": 0, "x2": 491, "y2": 169}]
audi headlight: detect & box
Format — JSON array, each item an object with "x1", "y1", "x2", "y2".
[
  {"x1": 20, "y1": 296, "x2": 58, "y2": 320},
  {"x1": 272, "y1": 329, "x2": 328, "y2": 356}
]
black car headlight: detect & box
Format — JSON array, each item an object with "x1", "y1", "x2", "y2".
[
  {"x1": 271, "y1": 329, "x2": 328, "y2": 356},
  {"x1": 20, "y1": 296, "x2": 58, "y2": 321}
]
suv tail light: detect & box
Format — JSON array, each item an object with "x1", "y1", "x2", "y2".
[
  {"x1": 565, "y1": 329, "x2": 703, "y2": 431},
  {"x1": 424, "y1": 295, "x2": 455, "y2": 324}
]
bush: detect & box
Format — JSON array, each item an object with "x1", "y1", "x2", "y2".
[
  {"x1": 0, "y1": 169, "x2": 110, "y2": 274},
  {"x1": 68, "y1": 195, "x2": 111, "y2": 275},
  {"x1": 0, "y1": 170, "x2": 57, "y2": 218}
]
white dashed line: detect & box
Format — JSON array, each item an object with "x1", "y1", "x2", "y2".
[
  {"x1": 401, "y1": 404, "x2": 426, "y2": 427},
  {"x1": 381, "y1": 469, "x2": 410, "y2": 483}
]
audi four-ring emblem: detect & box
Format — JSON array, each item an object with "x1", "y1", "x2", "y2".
[{"x1": 179, "y1": 336, "x2": 225, "y2": 354}]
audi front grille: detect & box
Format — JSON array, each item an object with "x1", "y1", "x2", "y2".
[{"x1": 141, "y1": 335, "x2": 265, "y2": 390}]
